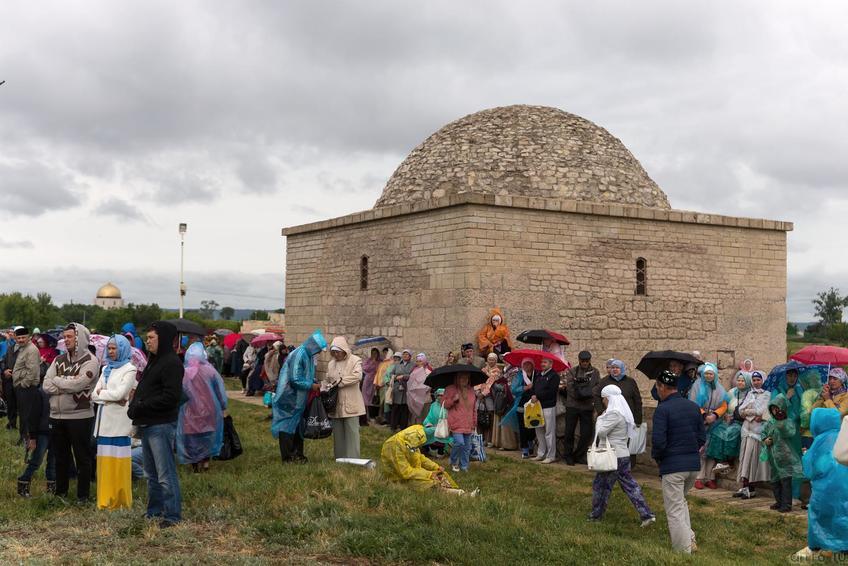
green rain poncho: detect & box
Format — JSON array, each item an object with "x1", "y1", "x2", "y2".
[
  {"x1": 423, "y1": 392, "x2": 453, "y2": 447},
  {"x1": 800, "y1": 369, "x2": 823, "y2": 440},
  {"x1": 760, "y1": 394, "x2": 804, "y2": 480}
]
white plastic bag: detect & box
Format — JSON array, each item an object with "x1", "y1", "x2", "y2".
[{"x1": 629, "y1": 423, "x2": 648, "y2": 455}]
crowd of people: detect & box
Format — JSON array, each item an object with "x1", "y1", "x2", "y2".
[
  {"x1": 3, "y1": 307, "x2": 848, "y2": 557},
  {"x1": 269, "y1": 307, "x2": 848, "y2": 556},
  {"x1": 0, "y1": 321, "x2": 231, "y2": 528}
]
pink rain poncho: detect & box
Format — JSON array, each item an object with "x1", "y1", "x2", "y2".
[{"x1": 177, "y1": 343, "x2": 228, "y2": 464}]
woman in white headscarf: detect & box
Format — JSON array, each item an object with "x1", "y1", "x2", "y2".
[{"x1": 588, "y1": 384, "x2": 655, "y2": 527}]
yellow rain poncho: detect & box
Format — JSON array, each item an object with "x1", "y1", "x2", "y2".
[{"x1": 380, "y1": 425, "x2": 457, "y2": 489}]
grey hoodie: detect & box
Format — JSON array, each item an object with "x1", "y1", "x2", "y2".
[{"x1": 43, "y1": 323, "x2": 101, "y2": 420}]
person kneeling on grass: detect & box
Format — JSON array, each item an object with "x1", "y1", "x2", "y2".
[
  {"x1": 380, "y1": 425, "x2": 478, "y2": 496},
  {"x1": 588, "y1": 385, "x2": 655, "y2": 527}
]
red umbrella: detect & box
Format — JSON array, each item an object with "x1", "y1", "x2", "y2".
[
  {"x1": 251, "y1": 332, "x2": 284, "y2": 347},
  {"x1": 504, "y1": 349, "x2": 568, "y2": 372},
  {"x1": 222, "y1": 333, "x2": 242, "y2": 349},
  {"x1": 790, "y1": 345, "x2": 848, "y2": 366}
]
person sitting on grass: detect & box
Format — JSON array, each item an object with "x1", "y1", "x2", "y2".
[
  {"x1": 380, "y1": 424, "x2": 478, "y2": 496},
  {"x1": 761, "y1": 394, "x2": 803, "y2": 513}
]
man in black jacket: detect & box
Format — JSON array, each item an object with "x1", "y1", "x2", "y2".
[
  {"x1": 127, "y1": 321, "x2": 184, "y2": 528},
  {"x1": 531, "y1": 357, "x2": 559, "y2": 463}
]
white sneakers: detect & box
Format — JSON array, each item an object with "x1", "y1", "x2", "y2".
[
  {"x1": 541, "y1": 458, "x2": 556, "y2": 464},
  {"x1": 532, "y1": 454, "x2": 545, "y2": 461},
  {"x1": 451, "y1": 465, "x2": 460, "y2": 472},
  {"x1": 640, "y1": 516, "x2": 656, "y2": 528}
]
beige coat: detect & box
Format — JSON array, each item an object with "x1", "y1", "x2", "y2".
[{"x1": 324, "y1": 336, "x2": 366, "y2": 418}]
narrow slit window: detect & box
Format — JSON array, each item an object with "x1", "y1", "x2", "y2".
[
  {"x1": 360, "y1": 256, "x2": 369, "y2": 291},
  {"x1": 635, "y1": 257, "x2": 647, "y2": 295}
]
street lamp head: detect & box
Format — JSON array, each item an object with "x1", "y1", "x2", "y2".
[{"x1": 179, "y1": 223, "x2": 187, "y2": 234}]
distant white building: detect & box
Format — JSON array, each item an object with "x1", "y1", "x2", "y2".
[{"x1": 94, "y1": 282, "x2": 124, "y2": 310}]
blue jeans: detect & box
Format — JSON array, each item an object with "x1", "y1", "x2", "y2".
[
  {"x1": 141, "y1": 423, "x2": 181, "y2": 523},
  {"x1": 131, "y1": 446, "x2": 145, "y2": 480},
  {"x1": 19, "y1": 433, "x2": 55, "y2": 482},
  {"x1": 450, "y1": 433, "x2": 473, "y2": 470}
]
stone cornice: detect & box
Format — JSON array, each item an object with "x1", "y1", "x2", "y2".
[{"x1": 282, "y1": 192, "x2": 793, "y2": 236}]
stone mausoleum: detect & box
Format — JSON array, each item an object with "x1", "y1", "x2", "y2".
[{"x1": 282, "y1": 105, "x2": 792, "y2": 390}]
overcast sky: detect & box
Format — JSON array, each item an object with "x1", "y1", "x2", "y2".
[{"x1": 1, "y1": 1, "x2": 845, "y2": 320}]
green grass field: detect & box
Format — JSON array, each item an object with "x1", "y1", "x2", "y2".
[{"x1": 0, "y1": 399, "x2": 806, "y2": 565}]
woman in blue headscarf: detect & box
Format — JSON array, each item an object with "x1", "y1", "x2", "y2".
[
  {"x1": 688, "y1": 363, "x2": 729, "y2": 489},
  {"x1": 802, "y1": 408, "x2": 848, "y2": 553},
  {"x1": 92, "y1": 334, "x2": 137, "y2": 510},
  {"x1": 177, "y1": 343, "x2": 228, "y2": 472}
]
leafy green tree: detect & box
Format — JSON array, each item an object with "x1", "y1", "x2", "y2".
[
  {"x1": 199, "y1": 299, "x2": 220, "y2": 318},
  {"x1": 220, "y1": 306, "x2": 235, "y2": 320},
  {"x1": 813, "y1": 287, "x2": 848, "y2": 327},
  {"x1": 249, "y1": 310, "x2": 270, "y2": 321},
  {"x1": 786, "y1": 322, "x2": 798, "y2": 336}
]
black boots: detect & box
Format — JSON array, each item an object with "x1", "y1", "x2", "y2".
[
  {"x1": 46, "y1": 480, "x2": 56, "y2": 494},
  {"x1": 17, "y1": 480, "x2": 30, "y2": 498}
]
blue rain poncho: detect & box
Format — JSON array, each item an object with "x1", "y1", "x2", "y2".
[
  {"x1": 500, "y1": 367, "x2": 530, "y2": 432},
  {"x1": 177, "y1": 343, "x2": 228, "y2": 464},
  {"x1": 802, "y1": 408, "x2": 848, "y2": 552},
  {"x1": 271, "y1": 330, "x2": 327, "y2": 438}
]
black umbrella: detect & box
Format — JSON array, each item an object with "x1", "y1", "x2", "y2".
[
  {"x1": 636, "y1": 350, "x2": 701, "y2": 380},
  {"x1": 424, "y1": 364, "x2": 488, "y2": 389},
  {"x1": 516, "y1": 329, "x2": 570, "y2": 345},
  {"x1": 164, "y1": 318, "x2": 207, "y2": 337}
]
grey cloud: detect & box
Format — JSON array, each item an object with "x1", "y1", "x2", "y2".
[
  {"x1": 0, "y1": 161, "x2": 81, "y2": 217},
  {"x1": 0, "y1": 238, "x2": 33, "y2": 249},
  {"x1": 92, "y1": 197, "x2": 147, "y2": 222}
]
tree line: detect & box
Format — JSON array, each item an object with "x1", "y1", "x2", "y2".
[
  {"x1": 0, "y1": 293, "x2": 243, "y2": 336},
  {"x1": 788, "y1": 287, "x2": 848, "y2": 345}
]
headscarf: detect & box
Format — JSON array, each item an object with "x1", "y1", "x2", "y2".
[
  {"x1": 520, "y1": 357, "x2": 535, "y2": 385},
  {"x1": 486, "y1": 352, "x2": 498, "y2": 365},
  {"x1": 37, "y1": 340, "x2": 59, "y2": 366},
  {"x1": 693, "y1": 362, "x2": 728, "y2": 410},
  {"x1": 828, "y1": 367, "x2": 848, "y2": 396},
  {"x1": 416, "y1": 353, "x2": 427, "y2": 363},
  {"x1": 184, "y1": 341, "x2": 209, "y2": 366},
  {"x1": 610, "y1": 359, "x2": 627, "y2": 382},
  {"x1": 601, "y1": 384, "x2": 636, "y2": 440},
  {"x1": 734, "y1": 370, "x2": 753, "y2": 391},
  {"x1": 102, "y1": 334, "x2": 132, "y2": 383},
  {"x1": 750, "y1": 370, "x2": 766, "y2": 392}
]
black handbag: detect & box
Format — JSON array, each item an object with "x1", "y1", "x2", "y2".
[
  {"x1": 321, "y1": 384, "x2": 339, "y2": 413},
  {"x1": 302, "y1": 398, "x2": 333, "y2": 440},
  {"x1": 477, "y1": 399, "x2": 492, "y2": 428},
  {"x1": 215, "y1": 415, "x2": 243, "y2": 460}
]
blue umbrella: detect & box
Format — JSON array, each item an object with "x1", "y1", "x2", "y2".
[
  {"x1": 764, "y1": 361, "x2": 830, "y2": 392},
  {"x1": 353, "y1": 336, "x2": 390, "y2": 350}
]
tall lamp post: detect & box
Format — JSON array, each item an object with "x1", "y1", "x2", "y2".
[{"x1": 179, "y1": 223, "x2": 187, "y2": 318}]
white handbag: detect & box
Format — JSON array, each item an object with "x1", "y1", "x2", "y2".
[
  {"x1": 629, "y1": 423, "x2": 648, "y2": 456},
  {"x1": 434, "y1": 403, "x2": 450, "y2": 439},
  {"x1": 834, "y1": 415, "x2": 848, "y2": 466},
  {"x1": 587, "y1": 433, "x2": 618, "y2": 472}
]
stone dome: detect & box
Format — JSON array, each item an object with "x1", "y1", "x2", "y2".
[
  {"x1": 96, "y1": 282, "x2": 122, "y2": 299},
  {"x1": 374, "y1": 105, "x2": 670, "y2": 209}
]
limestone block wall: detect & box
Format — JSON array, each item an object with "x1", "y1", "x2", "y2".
[{"x1": 283, "y1": 194, "x2": 790, "y2": 391}]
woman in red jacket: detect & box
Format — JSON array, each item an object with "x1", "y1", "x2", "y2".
[{"x1": 443, "y1": 372, "x2": 478, "y2": 473}]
